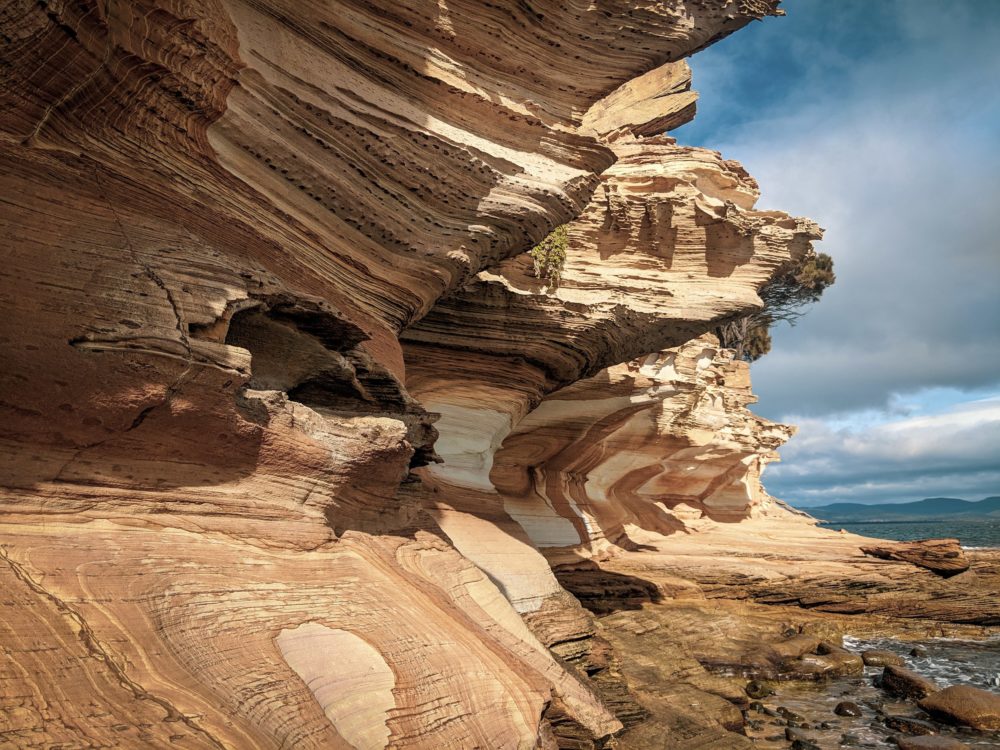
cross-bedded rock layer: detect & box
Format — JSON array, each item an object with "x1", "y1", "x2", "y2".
[
  {"x1": 495, "y1": 335, "x2": 796, "y2": 558},
  {"x1": 7, "y1": 2, "x2": 945, "y2": 748}
]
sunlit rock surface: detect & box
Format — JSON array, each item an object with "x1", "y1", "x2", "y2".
[
  {"x1": 8, "y1": 2, "x2": 992, "y2": 750},
  {"x1": 494, "y1": 335, "x2": 796, "y2": 560}
]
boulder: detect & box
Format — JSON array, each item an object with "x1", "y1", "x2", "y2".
[
  {"x1": 881, "y1": 665, "x2": 940, "y2": 700},
  {"x1": 864, "y1": 649, "x2": 905, "y2": 667},
  {"x1": 860, "y1": 540, "x2": 970, "y2": 577},
  {"x1": 918, "y1": 685, "x2": 1000, "y2": 730}
]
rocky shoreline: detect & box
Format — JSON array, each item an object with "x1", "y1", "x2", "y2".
[{"x1": 567, "y1": 540, "x2": 1000, "y2": 749}]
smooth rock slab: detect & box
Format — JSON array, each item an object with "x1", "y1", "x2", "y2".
[
  {"x1": 795, "y1": 651, "x2": 864, "y2": 678},
  {"x1": 864, "y1": 649, "x2": 905, "y2": 667},
  {"x1": 919, "y1": 685, "x2": 1000, "y2": 730},
  {"x1": 860, "y1": 539, "x2": 970, "y2": 577}
]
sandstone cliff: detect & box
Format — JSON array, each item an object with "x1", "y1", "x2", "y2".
[{"x1": 0, "y1": 2, "x2": 872, "y2": 748}]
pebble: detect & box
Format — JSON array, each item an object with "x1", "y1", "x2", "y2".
[
  {"x1": 778, "y1": 706, "x2": 807, "y2": 723},
  {"x1": 835, "y1": 700, "x2": 864, "y2": 717},
  {"x1": 785, "y1": 727, "x2": 807, "y2": 741},
  {"x1": 745, "y1": 679, "x2": 771, "y2": 699}
]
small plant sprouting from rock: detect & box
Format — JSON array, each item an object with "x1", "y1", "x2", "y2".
[{"x1": 529, "y1": 225, "x2": 568, "y2": 285}]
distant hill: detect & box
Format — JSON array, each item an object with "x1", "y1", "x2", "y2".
[{"x1": 808, "y1": 496, "x2": 1000, "y2": 523}]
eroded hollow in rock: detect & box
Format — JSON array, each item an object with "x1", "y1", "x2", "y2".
[
  {"x1": 225, "y1": 307, "x2": 369, "y2": 406},
  {"x1": 224, "y1": 305, "x2": 439, "y2": 469}
]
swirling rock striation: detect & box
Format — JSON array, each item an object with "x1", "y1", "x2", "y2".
[
  {"x1": 494, "y1": 335, "x2": 796, "y2": 561},
  {"x1": 5, "y1": 1, "x2": 945, "y2": 748}
]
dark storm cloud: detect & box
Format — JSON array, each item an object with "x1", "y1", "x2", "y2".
[{"x1": 671, "y1": 0, "x2": 1000, "y2": 504}]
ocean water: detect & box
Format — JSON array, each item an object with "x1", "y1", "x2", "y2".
[
  {"x1": 817, "y1": 519, "x2": 1000, "y2": 549},
  {"x1": 845, "y1": 634, "x2": 1000, "y2": 693},
  {"x1": 748, "y1": 636, "x2": 1000, "y2": 748}
]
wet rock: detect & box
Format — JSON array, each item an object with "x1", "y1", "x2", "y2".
[
  {"x1": 840, "y1": 732, "x2": 862, "y2": 746},
  {"x1": 884, "y1": 715, "x2": 938, "y2": 735},
  {"x1": 918, "y1": 685, "x2": 1000, "y2": 730},
  {"x1": 748, "y1": 701, "x2": 766, "y2": 713},
  {"x1": 864, "y1": 649, "x2": 905, "y2": 667},
  {"x1": 865, "y1": 698, "x2": 886, "y2": 712},
  {"x1": 745, "y1": 679, "x2": 772, "y2": 699},
  {"x1": 787, "y1": 727, "x2": 821, "y2": 748},
  {"x1": 795, "y1": 651, "x2": 864, "y2": 678},
  {"x1": 835, "y1": 701, "x2": 864, "y2": 717},
  {"x1": 881, "y1": 665, "x2": 940, "y2": 700},
  {"x1": 894, "y1": 735, "x2": 968, "y2": 750},
  {"x1": 911, "y1": 646, "x2": 929, "y2": 658},
  {"x1": 778, "y1": 707, "x2": 807, "y2": 723}
]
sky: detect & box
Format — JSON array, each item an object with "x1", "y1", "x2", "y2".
[{"x1": 671, "y1": 0, "x2": 1000, "y2": 506}]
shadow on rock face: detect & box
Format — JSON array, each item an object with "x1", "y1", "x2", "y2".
[{"x1": 553, "y1": 558, "x2": 663, "y2": 615}]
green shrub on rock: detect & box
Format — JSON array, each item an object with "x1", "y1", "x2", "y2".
[{"x1": 529, "y1": 225, "x2": 568, "y2": 285}]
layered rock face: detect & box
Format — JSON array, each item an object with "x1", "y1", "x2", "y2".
[
  {"x1": 0, "y1": 1, "x2": 864, "y2": 748},
  {"x1": 495, "y1": 336, "x2": 795, "y2": 558}
]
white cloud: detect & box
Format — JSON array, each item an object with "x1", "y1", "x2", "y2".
[
  {"x1": 678, "y1": 0, "x2": 1000, "y2": 419},
  {"x1": 677, "y1": 1, "x2": 1000, "y2": 503},
  {"x1": 764, "y1": 396, "x2": 1000, "y2": 505}
]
